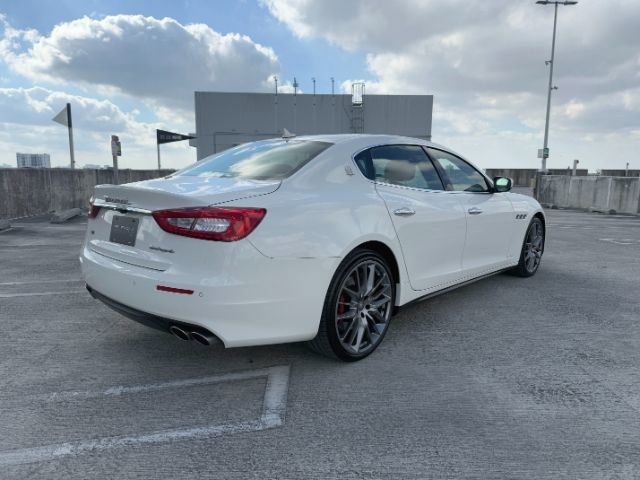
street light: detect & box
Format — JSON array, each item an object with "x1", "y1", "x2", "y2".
[{"x1": 536, "y1": 0, "x2": 578, "y2": 172}]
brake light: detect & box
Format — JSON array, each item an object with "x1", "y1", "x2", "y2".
[
  {"x1": 88, "y1": 195, "x2": 100, "y2": 219},
  {"x1": 152, "y1": 207, "x2": 266, "y2": 242}
]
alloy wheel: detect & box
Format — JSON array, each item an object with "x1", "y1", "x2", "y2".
[
  {"x1": 334, "y1": 259, "x2": 392, "y2": 355},
  {"x1": 524, "y1": 221, "x2": 544, "y2": 273}
]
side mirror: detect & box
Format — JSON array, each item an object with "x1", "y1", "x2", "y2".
[{"x1": 493, "y1": 176, "x2": 512, "y2": 193}]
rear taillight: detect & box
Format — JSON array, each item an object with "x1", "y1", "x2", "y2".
[
  {"x1": 88, "y1": 196, "x2": 100, "y2": 219},
  {"x1": 152, "y1": 207, "x2": 266, "y2": 242}
]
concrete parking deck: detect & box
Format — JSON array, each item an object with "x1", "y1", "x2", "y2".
[{"x1": 1, "y1": 209, "x2": 639, "y2": 479}]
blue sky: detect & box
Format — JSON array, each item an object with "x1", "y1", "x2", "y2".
[
  {"x1": 0, "y1": 0, "x2": 366, "y2": 95},
  {"x1": 0, "y1": 0, "x2": 638, "y2": 171}
]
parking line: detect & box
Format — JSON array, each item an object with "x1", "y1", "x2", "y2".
[
  {"x1": 0, "y1": 244, "x2": 83, "y2": 248},
  {"x1": 0, "y1": 365, "x2": 290, "y2": 466},
  {"x1": 0, "y1": 291, "x2": 86, "y2": 298},
  {"x1": 599, "y1": 238, "x2": 640, "y2": 246},
  {"x1": 0, "y1": 279, "x2": 82, "y2": 286}
]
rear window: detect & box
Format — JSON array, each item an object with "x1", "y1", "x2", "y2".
[{"x1": 177, "y1": 140, "x2": 332, "y2": 180}]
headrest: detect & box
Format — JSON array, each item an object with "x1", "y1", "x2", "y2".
[{"x1": 384, "y1": 160, "x2": 416, "y2": 183}]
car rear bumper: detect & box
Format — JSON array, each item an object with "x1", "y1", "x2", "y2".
[
  {"x1": 80, "y1": 243, "x2": 337, "y2": 347},
  {"x1": 86, "y1": 285, "x2": 222, "y2": 342}
]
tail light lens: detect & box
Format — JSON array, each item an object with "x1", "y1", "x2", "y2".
[
  {"x1": 88, "y1": 196, "x2": 101, "y2": 219},
  {"x1": 152, "y1": 207, "x2": 266, "y2": 242}
]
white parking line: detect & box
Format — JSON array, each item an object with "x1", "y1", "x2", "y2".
[
  {"x1": 0, "y1": 365, "x2": 290, "y2": 467},
  {"x1": 599, "y1": 238, "x2": 640, "y2": 246},
  {"x1": 0, "y1": 279, "x2": 82, "y2": 286},
  {"x1": 0, "y1": 243, "x2": 83, "y2": 248},
  {"x1": 0, "y1": 291, "x2": 86, "y2": 298}
]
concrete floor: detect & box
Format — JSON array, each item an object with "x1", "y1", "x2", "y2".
[{"x1": 1, "y1": 208, "x2": 639, "y2": 479}]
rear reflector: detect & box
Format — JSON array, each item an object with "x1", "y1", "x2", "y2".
[
  {"x1": 156, "y1": 285, "x2": 194, "y2": 295},
  {"x1": 152, "y1": 207, "x2": 266, "y2": 242}
]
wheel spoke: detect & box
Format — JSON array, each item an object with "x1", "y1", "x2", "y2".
[
  {"x1": 370, "y1": 296, "x2": 390, "y2": 309},
  {"x1": 356, "y1": 264, "x2": 366, "y2": 296},
  {"x1": 369, "y1": 276, "x2": 384, "y2": 296},
  {"x1": 371, "y1": 283, "x2": 391, "y2": 300},
  {"x1": 345, "y1": 319, "x2": 359, "y2": 344},
  {"x1": 365, "y1": 264, "x2": 375, "y2": 295},
  {"x1": 362, "y1": 321, "x2": 373, "y2": 344},
  {"x1": 353, "y1": 325, "x2": 365, "y2": 351},
  {"x1": 336, "y1": 310, "x2": 356, "y2": 321},
  {"x1": 533, "y1": 235, "x2": 543, "y2": 248},
  {"x1": 342, "y1": 286, "x2": 359, "y2": 299},
  {"x1": 368, "y1": 309, "x2": 386, "y2": 328}
]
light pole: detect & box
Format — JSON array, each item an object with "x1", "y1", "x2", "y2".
[{"x1": 536, "y1": 0, "x2": 577, "y2": 172}]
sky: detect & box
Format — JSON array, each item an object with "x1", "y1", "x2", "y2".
[{"x1": 0, "y1": 0, "x2": 638, "y2": 171}]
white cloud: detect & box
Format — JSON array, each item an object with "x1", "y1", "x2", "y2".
[
  {"x1": 0, "y1": 14, "x2": 287, "y2": 169},
  {"x1": 0, "y1": 14, "x2": 280, "y2": 111},
  {"x1": 0, "y1": 86, "x2": 193, "y2": 169},
  {"x1": 264, "y1": 0, "x2": 640, "y2": 169}
]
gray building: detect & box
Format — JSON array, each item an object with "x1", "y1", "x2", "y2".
[
  {"x1": 193, "y1": 91, "x2": 433, "y2": 160},
  {"x1": 16, "y1": 152, "x2": 51, "y2": 168}
]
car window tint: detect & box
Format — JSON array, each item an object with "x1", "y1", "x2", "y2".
[
  {"x1": 426, "y1": 148, "x2": 489, "y2": 192},
  {"x1": 369, "y1": 145, "x2": 443, "y2": 190},
  {"x1": 354, "y1": 149, "x2": 374, "y2": 180},
  {"x1": 178, "y1": 140, "x2": 332, "y2": 180}
]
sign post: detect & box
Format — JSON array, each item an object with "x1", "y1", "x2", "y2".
[
  {"x1": 52, "y1": 103, "x2": 76, "y2": 169},
  {"x1": 111, "y1": 135, "x2": 122, "y2": 184},
  {"x1": 156, "y1": 129, "x2": 196, "y2": 172}
]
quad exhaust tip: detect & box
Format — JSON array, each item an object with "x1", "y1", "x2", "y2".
[
  {"x1": 190, "y1": 331, "x2": 215, "y2": 346},
  {"x1": 168, "y1": 325, "x2": 190, "y2": 341},
  {"x1": 168, "y1": 325, "x2": 219, "y2": 346}
]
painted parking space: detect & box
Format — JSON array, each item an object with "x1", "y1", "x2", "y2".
[{"x1": 0, "y1": 366, "x2": 290, "y2": 466}]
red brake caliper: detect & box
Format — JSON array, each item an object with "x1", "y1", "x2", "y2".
[{"x1": 337, "y1": 293, "x2": 348, "y2": 328}]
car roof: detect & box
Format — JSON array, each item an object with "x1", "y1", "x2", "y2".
[
  {"x1": 291, "y1": 134, "x2": 485, "y2": 180},
  {"x1": 293, "y1": 133, "x2": 455, "y2": 156},
  {"x1": 294, "y1": 133, "x2": 428, "y2": 145}
]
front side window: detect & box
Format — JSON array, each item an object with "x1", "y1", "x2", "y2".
[
  {"x1": 426, "y1": 148, "x2": 489, "y2": 193},
  {"x1": 178, "y1": 140, "x2": 332, "y2": 180},
  {"x1": 357, "y1": 145, "x2": 444, "y2": 190}
]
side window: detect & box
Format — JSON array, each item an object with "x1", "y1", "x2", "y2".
[
  {"x1": 368, "y1": 145, "x2": 444, "y2": 190},
  {"x1": 426, "y1": 148, "x2": 489, "y2": 193},
  {"x1": 354, "y1": 149, "x2": 374, "y2": 180}
]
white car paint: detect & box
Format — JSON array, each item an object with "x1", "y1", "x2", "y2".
[{"x1": 80, "y1": 134, "x2": 544, "y2": 348}]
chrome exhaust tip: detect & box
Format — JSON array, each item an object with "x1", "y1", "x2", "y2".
[
  {"x1": 169, "y1": 325, "x2": 190, "y2": 341},
  {"x1": 190, "y1": 331, "x2": 214, "y2": 346}
]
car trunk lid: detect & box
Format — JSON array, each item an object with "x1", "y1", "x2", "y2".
[
  {"x1": 93, "y1": 175, "x2": 281, "y2": 211},
  {"x1": 87, "y1": 175, "x2": 279, "y2": 270}
]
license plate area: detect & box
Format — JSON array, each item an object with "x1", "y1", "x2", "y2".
[{"x1": 109, "y1": 215, "x2": 140, "y2": 246}]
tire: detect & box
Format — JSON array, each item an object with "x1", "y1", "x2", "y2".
[
  {"x1": 511, "y1": 217, "x2": 545, "y2": 277},
  {"x1": 307, "y1": 248, "x2": 395, "y2": 361}
]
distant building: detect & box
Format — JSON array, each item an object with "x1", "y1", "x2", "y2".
[
  {"x1": 194, "y1": 90, "x2": 434, "y2": 159},
  {"x1": 16, "y1": 152, "x2": 51, "y2": 168}
]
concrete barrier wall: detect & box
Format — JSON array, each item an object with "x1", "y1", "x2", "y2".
[
  {"x1": 0, "y1": 168, "x2": 175, "y2": 219},
  {"x1": 538, "y1": 175, "x2": 640, "y2": 214},
  {"x1": 486, "y1": 168, "x2": 588, "y2": 187},
  {"x1": 600, "y1": 169, "x2": 640, "y2": 178}
]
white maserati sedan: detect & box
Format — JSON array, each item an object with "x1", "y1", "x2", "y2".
[{"x1": 81, "y1": 134, "x2": 545, "y2": 361}]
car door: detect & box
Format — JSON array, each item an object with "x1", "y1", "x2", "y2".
[
  {"x1": 425, "y1": 147, "x2": 515, "y2": 276},
  {"x1": 355, "y1": 145, "x2": 467, "y2": 291}
]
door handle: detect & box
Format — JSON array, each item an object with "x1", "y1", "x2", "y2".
[
  {"x1": 393, "y1": 207, "x2": 416, "y2": 217},
  {"x1": 468, "y1": 207, "x2": 483, "y2": 215}
]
